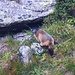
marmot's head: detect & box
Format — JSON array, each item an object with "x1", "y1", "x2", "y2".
[{"x1": 31, "y1": 28, "x2": 39, "y2": 34}]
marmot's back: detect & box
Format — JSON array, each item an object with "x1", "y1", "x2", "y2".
[
  {"x1": 37, "y1": 29, "x2": 54, "y2": 43},
  {"x1": 32, "y1": 28, "x2": 54, "y2": 56}
]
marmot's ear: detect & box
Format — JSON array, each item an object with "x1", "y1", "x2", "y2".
[
  {"x1": 31, "y1": 28, "x2": 35, "y2": 33},
  {"x1": 31, "y1": 28, "x2": 39, "y2": 34}
]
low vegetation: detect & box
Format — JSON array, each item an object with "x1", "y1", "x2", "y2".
[{"x1": 0, "y1": 0, "x2": 75, "y2": 75}]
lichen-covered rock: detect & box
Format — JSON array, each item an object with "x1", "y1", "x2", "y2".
[
  {"x1": 31, "y1": 43, "x2": 44, "y2": 55},
  {"x1": 0, "y1": 0, "x2": 56, "y2": 27},
  {"x1": 19, "y1": 45, "x2": 32, "y2": 63}
]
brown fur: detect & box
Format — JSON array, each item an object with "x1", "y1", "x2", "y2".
[{"x1": 32, "y1": 28, "x2": 54, "y2": 56}]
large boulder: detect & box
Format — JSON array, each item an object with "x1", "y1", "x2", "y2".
[{"x1": 0, "y1": 0, "x2": 56, "y2": 27}]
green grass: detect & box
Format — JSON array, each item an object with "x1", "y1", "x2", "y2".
[
  {"x1": 0, "y1": 22, "x2": 75, "y2": 75},
  {"x1": 0, "y1": 0, "x2": 75, "y2": 74},
  {"x1": 0, "y1": 13, "x2": 75, "y2": 75},
  {"x1": 0, "y1": 21, "x2": 75, "y2": 75}
]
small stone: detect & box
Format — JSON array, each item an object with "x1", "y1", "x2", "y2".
[
  {"x1": 19, "y1": 45, "x2": 32, "y2": 63},
  {"x1": 31, "y1": 43, "x2": 44, "y2": 55}
]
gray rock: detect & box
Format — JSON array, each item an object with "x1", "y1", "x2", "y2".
[
  {"x1": 13, "y1": 32, "x2": 32, "y2": 44},
  {"x1": 0, "y1": 0, "x2": 56, "y2": 27},
  {"x1": 0, "y1": 36, "x2": 9, "y2": 41},
  {"x1": 31, "y1": 43, "x2": 44, "y2": 55},
  {"x1": 19, "y1": 46, "x2": 32, "y2": 63}
]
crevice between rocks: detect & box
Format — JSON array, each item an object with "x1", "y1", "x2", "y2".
[{"x1": 0, "y1": 17, "x2": 44, "y2": 37}]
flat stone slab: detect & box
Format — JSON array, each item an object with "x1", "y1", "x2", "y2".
[{"x1": 0, "y1": 0, "x2": 56, "y2": 27}]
